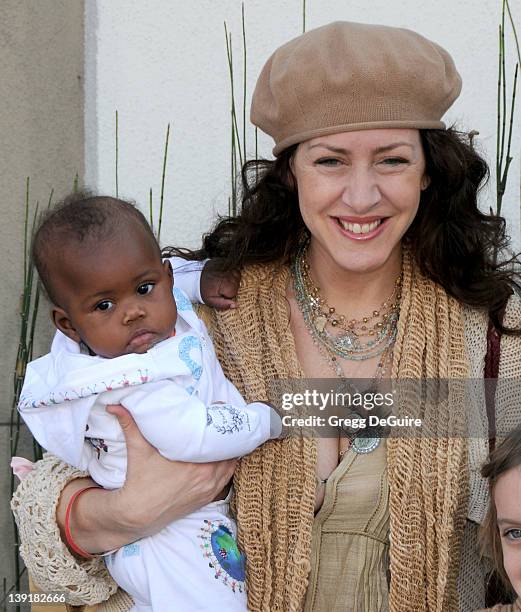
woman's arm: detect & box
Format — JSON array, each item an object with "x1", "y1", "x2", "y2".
[
  {"x1": 12, "y1": 405, "x2": 236, "y2": 606},
  {"x1": 11, "y1": 455, "x2": 117, "y2": 606}
]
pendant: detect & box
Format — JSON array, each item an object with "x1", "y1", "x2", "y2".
[
  {"x1": 351, "y1": 435, "x2": 380, "y2": 454},
  {"x1": 314, "y1": 315, "x2": 327, "y2": 332},
  {"x1": 336, "y1": 334, "x2": 357, "y2": 350}
]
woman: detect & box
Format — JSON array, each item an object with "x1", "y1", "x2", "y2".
[{"x1": 12, "y1": 21, "x2": 521, "y2": 611}]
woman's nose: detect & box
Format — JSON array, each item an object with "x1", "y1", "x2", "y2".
[
  {"x1": 341, "y1": 167, "x2": 381, "y2": 212},
  {"x1": 123, "y1": 303, "x2": 146, "y2": 324}
]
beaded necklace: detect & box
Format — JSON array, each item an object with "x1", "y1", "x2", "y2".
[
  {"x1": 292, "y1": 240, "x2": 401, "y2": 364},
  {"x1": 291, "y1": 241, "x2": 400, "y2": 463}
]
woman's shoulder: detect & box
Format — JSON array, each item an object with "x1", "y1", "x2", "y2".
[
  {"x1": 196, "y1": 262, "x2": 292, "y2": 362},
  {"x1": 239, "y1": 261, "x2": 290, "y2": 291},
  {"x1": 461, "y1": 290, "x2": 521, "y2": 333},
  {"x1": 504, "y1": 289, "x2": 521, "y2": 328},
  {"x1": 460, "y1": 291, "x2": 521, "y2": 378},
  {"x1": 198, "y1": 262, "x2": 289, "y2": 323}
]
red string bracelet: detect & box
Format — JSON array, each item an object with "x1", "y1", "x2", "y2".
[{"x1": 64, "y1": 485, "x2": 101, "y2": 558}]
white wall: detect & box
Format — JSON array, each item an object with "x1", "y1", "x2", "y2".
[{"x1": 85, "y1": 0, "x2": 521, "y2": 250}]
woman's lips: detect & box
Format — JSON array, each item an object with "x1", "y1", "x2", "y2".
[{"x1": 333, "y1": 216, "x2": 388, "y2": 240}]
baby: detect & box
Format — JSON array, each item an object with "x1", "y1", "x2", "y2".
[
  {"x1": 479, "y1": 427, "x2": 521, "y2": 611},
  {"x1": 19, "y1": 193, "x2": 281, "y2": 611}
]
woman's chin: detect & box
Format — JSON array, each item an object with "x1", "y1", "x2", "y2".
[
  {"x1": 334, "y1": 259, "x2": 391, "y2": 276},
  {"x1": 323, "y1": 246, "x2": 401, "y2": 277}
]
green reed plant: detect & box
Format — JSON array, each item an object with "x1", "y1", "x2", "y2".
[
  {"x1": 4, "y1": 179, "x2": 51, "y2": 611},
  {"x1": 496, "y1": 0, "x2": 520, "y2": 218},
  {"x1": 116, "y1": 110, "x2": 119, "y2": 198},
  {"x1": 223, "y1": 0, "x2": 306, "y2": 215},
  {"x1": 114, "y1": 111, "x2": 171, "y2": 243},
  {"x1": 224, "y1": 13, "x2": 245, "y2": 217},
  {"x1": 146, "y1": 122, "x2": 171, "y2": 243}
]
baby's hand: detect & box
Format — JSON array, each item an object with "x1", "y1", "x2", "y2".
[{"x1": 200, "y1": 259, "x2": 240, "y2": 310}]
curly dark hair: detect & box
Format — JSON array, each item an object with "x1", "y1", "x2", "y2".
[{"x1": 166, "y1": 128, "x2": 520, "y2": 334}]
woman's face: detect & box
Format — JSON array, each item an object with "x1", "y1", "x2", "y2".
[
  {"x1": 291, "y1": 129, "x2": 429, "y2": 275},
  {"x1": 495, "y1": 466, "x2": 521, "y2": 597}
]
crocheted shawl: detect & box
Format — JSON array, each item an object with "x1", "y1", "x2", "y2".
[{"x1": 200, "y1": 252, "x2": 469, "y2": 612}]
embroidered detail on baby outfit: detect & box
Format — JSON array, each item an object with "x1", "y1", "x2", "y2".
[
  {"x1": 178, "y1": 336, "x2": 203, "y2": 385},
  {"x1": 122, "y1": 543, "x2": 140, "y2": 557},
  {"x1": 87, "y1": 437, "x2": 108, "y2": 459},
  {"x1": 198, "y1": 519, "x2": 246, "y2": 593},
  {"x1": 206, "y1": 404, "x2": 250, "y2": 435},
  {"x1": 19, "y1": 370, "x2": 150, "y2": 410},
  {"x1": 173, "y1": 287, "x2": 193, "y2": 312}
]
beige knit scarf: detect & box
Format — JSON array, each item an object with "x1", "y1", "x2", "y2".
[{"x1": 200, "y1": 250, "x2": 469, "y2": 612}]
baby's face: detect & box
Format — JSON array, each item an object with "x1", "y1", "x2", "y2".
[
  {"x1": 52, "y1": 224, "x2": 177, "y2": 358},
  {"x1": 495, "y1": 465, "x2": 521, "y2": 598}
]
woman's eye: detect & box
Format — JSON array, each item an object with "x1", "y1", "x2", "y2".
[
  {"x1": 95, "y1": 300, "x2": 114, "y2": 312},
  {"x1": 137, "y1": 282, "x2": 155, "y2": 295},
  {"x1": 381, "y1": 157, "x2": 408, "y2": 166},
  {"x1": 316, "y1": 157, "x2": 341, "y2": 167},
  {"x1": 504, "y1": 528, "x2": 521, "y2": 541}
]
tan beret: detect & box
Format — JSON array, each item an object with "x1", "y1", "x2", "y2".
[{"x1": 251, "y1": 21, "x2": 462, "y2": 156}]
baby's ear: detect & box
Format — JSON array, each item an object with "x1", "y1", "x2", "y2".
[{"x1": 52, "y1": 307, "x2": 81, "y2": 343}]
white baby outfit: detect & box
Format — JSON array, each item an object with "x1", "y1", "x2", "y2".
[{"x1": 19, "y1": 280, "x2": 280, "y2": 611}]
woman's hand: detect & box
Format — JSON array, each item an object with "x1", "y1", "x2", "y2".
[
  {"x1": 57, "y1": 405, "x2": 237, "y2": 554},
  {"x1": 200, "y1": 259, "x2": 241, "y2": 310}
]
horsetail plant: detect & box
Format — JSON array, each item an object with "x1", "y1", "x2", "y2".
[
  {"x1": 224, "y1": 0, "x2": 308, "y2": 216},
  {"x1": 496, "y1": 0, "x2": 519, "y2": 218},
  {"x1": 5, "y1": 179, "x2": 48, "y2": 611}
]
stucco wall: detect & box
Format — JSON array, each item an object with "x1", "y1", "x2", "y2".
[
  {"x1": 0, "y1": 0, "x2": 84, "y2": 593},
  {"x1": 85, "y1": 0, "x2": 521, "y2": 249}
]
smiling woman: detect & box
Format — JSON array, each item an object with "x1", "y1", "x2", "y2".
[
  {"x1": 291, "y1": 129, "x2": 427, "y2": 277},
  {"x1": 178, "y1": 21, "x2": 521, "y2": 611}
]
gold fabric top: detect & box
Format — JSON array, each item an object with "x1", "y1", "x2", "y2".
[{"x1": 304, "y1": 440, "x2": 389, "y2": 612}]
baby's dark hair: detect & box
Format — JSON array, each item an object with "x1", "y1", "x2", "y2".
[
  {"x1": 32, "y1": 191, "x2": 159, "y2": 304},
  {"x1": 480, "y1": 427, "x2": 521, "y2": 600}
]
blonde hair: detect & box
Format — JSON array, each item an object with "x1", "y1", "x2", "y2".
[{"x1": 480, "y1": 427, "x2": 521, "y2": 597}]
